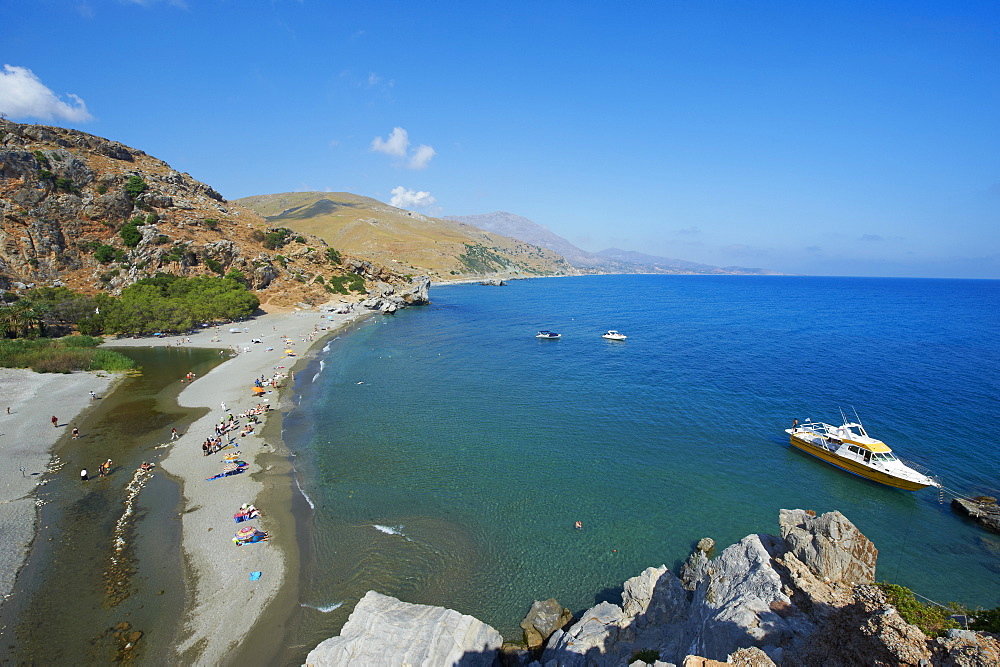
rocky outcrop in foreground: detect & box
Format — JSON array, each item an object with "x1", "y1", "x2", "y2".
[
  {"x1": 304, "y1": 591, "x2": 501, "y2": 666},
  {"x1": 305, "y1": 510, "x2": 1000, "y2": 666}
]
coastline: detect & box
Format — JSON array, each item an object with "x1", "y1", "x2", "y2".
[
  {"x1": 0, "y1": 367, "x2": 119, "y2": 602},
  {"x1": 103, "y1": 303, "x2": 370, "y2": 663}
]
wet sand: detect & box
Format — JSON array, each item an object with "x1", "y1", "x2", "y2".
[
  {"x1": 104, "y1": 304, "x2": 368, "y2": 663},
  {"x1": 0, "y1": 368, "x2": 118, "y2": 600}
]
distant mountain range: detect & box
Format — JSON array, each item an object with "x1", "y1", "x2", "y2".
[{"x1": 445, "y1": 212, "x2": 777, "y2": 275}]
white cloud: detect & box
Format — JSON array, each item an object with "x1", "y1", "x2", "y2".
[
  {"x1": 367, "y1": 72, "x2": 381, "y2": 87},
  {"x1": 390, "y1": 186, "x2": 436, "y2": 210},
  {"x1": 371, "y1": 127, "x2": 409, "y2": 157},
  {"x1": 0, "y1": 65, "x2": 93, "y2": 122},
  {"x1": 372, "y1": 126, "x2": 436, "y2": 169},
  {"x1": 408, "y1": 144, "x2": 436, "y2": 170}
]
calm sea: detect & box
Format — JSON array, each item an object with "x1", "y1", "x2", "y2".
[{"x1": 282, "y1": 275, "x2": 1000, "y2": 657}]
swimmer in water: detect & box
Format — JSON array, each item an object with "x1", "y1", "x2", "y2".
[{"x1": 574, "y1": 521, "x2": 583, "y2": 530}]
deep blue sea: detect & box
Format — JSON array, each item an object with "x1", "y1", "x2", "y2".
[{"x1": 283, "y1": 275, "x2": 1000, "y2": 652}]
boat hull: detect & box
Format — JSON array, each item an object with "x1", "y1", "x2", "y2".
[{"x1": 788, "y1": 434, "x2": 932, "y2": 491}]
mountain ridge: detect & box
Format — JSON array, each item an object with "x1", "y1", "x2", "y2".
[{"x1": 446, "y1": 212, "x2": 779, "y2": 275}]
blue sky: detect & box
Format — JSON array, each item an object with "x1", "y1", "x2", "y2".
[{"x1": 2, "y1": 1, "x2": 999, "y2": 278}]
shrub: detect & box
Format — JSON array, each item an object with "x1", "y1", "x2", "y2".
[
  {"x1": 96, "y1": 184, "x2": 108, "y2": 195},
  {"x1": 27, "y1": 258, "x2": 39, "y2": 267},
  {"x1": 876, "y1": 582, "x2": 959, "y2": 637},
  {"x1": 970, "y1": 606, "x2": 1000, "y2": 633},
  {"x1": 155, "y1": 234, "x2": 170, "y2": 245},
  {"x1": 204, "y1": 258, "x2": 223, "y2": 274},
  {"x1": 294, "y1": 235, "x2": 306, "y2": 244},
  {"x1": 203, "y1": 218, "x2": 219, "y2": 230},
  {"x1": 146, "y1": 212, "x2": 159, "y2": 224},
  {"x1": 94, "y1": 245, "x2": 116, "y2": 264},
  {"x1": 120, "y1": 217, "x2": 144, "y2": 247},
  {"x1": 33, "y1": 150, "x2": 50, "y2": 169},
  {"x1": 250, "y1": 229, "x2": 266, "y2": 243},
  {"x1": 124, "y1": 175, "x2": 147, "y2": 198},
  {"x1": 325, "y1": 248, "x2": 342, "y2": 265}
]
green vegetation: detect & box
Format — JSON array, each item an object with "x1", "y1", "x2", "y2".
[
  {"x1": 876, "y1": 582, "x2": 959, "y2": 637},
  {"x1": 146, "y1": 212, "x2": 159, "y2": 224},
  {"x1": 155, "y1": 234, "x2": 170, "y2": 245},
  {"x1": 96, "y1": 183, "x2": 108, "y2": 195},
  {"x1": 77, "y1": 274, "x2": 259, "y2": 335},
  {"x1": 204, "y1": 258, "x2": 224, "y2": 274},
  {"x1": 325, "y1": 247, "x2": 342, "y2": 265},
  {"x1": 203, "y1": 218, "x2": 219, "y2": 230},
  {"x1": 0, "y1": 336, "x2": 136, "y2": 373},
  {"x1": 94, "y1": 244, "x2": 117, "y2": 264},
  {"x1": 124, "y1": 175, "x2": 147, "y2": 198},
  {"x1": 630, "y1": 650, "x2": 660, "y2": 664},
  {"x1": 33, "y1": 150, "x2": 50, "y2": 169},
  {"x1": 970, "y1": 606, "x2": 1000, "y2": 633},
  {"x1": 119, "y1": 216, "x2": 145, "y2": 247},
  {"x1": 325, "y1": 273, "x2": 366, "y2": 295},
  {"x1": 263, "y1": 227, "x2": 293, "y2": 250},
  {"x1": 457, "y1": 243, "x2": 511, "y2": 274}
]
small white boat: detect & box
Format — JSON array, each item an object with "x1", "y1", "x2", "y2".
[
  {"x1": 536, "y1": 331, "x2": 561, "y2": 339},
  {"x1": 785, "y1": 410, "x2": 937, "y2": 491},
  {"x1": 602, "y1": 330, "x2": 627, "y2": 340}
]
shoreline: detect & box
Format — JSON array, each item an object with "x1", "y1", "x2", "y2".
[
  {"x1": 103, "y1": 303, "x2": 371, "y2": 663},
  {"x1": 0, "y1": 367, "x2": 120, "y2": 602}
]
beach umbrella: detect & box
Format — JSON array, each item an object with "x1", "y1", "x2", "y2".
[
  {"x1": 236, "y1": 526, "x2": 258, "y2": 539},
  {"x1": 252, "y1": 386, "x2": 265, "y2": 394}
]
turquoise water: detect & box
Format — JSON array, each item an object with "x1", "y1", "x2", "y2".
[{"x1": 283, "y1": 275, "x2": 1000, "y2": 655}]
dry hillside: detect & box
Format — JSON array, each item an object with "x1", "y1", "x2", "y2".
[
  {"x1": 235, "y1": 192, "x2": 577, "y2": 280},
  {"x1": 0, "y1": 120, "x2": 417, "y2": 309}
]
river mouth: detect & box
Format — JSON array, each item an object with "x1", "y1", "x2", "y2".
[{"x1": 0, "y1": 347, "x2": 222, "y2": 664}]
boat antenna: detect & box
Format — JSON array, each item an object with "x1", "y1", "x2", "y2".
[
  {"x1": 852, "y1": 405, "x2": 863, "y2": 424},
  {"x1": 839, "y1": 406, "x2": 849, "y2": 426}
]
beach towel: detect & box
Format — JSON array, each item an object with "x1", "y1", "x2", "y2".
[{"x1": 249, "y1": 571, "x2": 262, "y2": 581}]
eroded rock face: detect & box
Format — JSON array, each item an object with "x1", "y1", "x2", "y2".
[
  {"x1": 778, "y1": 508, "x2": 877, "y2": 585},
  {"x1": 951, "y1": 497, "x2": 1000, "y2": 534},
  {"x1": 304, "y1": 591, "x2": 503, "y2": 666}
]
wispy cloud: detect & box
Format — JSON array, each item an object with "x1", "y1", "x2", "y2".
[
  {"x1": 0, "y1": 65, "x2": 93, "y2": 122},
  {"x1": 371, "y1": 126, "x2": 435, "y2": 169},
  {"x1": 860, "y1": 234, "x2": 884, "y2": 242},
  {"x1": 408, "y1": 144, "x2": 436, "y2": 169},
  {"x1": 390, "y1": 186, "x2": 436, "y2": 210}
]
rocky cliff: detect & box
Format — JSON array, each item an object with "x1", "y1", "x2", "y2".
[
  {"x1": 305, "y1": 509, "x2": 1000, "y2": 666},
  {"x1": 0, "y1": 120, "x2": 427, "y2": 309}
]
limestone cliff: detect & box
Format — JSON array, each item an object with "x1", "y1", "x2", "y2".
[
  {"x1": 304, "y1": 509, "x2": 1000, "y2": 667},
  {"x1": 0, "y1": 120, "x2": 425, "y2": 309}
]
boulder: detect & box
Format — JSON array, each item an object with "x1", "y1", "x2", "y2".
[
  {"x1": 520, "y1": 598, "x2": 572, "y2": 650},
  {"x1": 779, "y1": 508, "x2": 877, "y2": 585},
  {"x1": 951, "y1": 497, "x2": 1000, "y2": 534},
  {"x1": 304, "y1": 591, "x2": 503, "y2": 666}
]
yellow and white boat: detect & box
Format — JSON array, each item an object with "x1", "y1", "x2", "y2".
[{"x1": 785, "y1": 413, "x2": 937, "y2": 491}]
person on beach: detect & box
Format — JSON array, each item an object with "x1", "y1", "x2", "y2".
[
  {"x1": 80, "y1": 469, "x2": 88, "y2": 482},
  {"x1": 51, "y1": 415, "x2": 58, "y2": 428},
  {"x1": 171, "y1": 427, "x2": 179, "y2": 440},
  {"x1": 72, "y1": 427, "x2": 79, "y2": 439},
  {"x1": 221, "y1": 401, "x2": 227, "y2": 412}
]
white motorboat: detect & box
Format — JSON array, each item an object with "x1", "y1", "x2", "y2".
[{"x1": 602, "y1": 330, "x2": 627, "y2": 340}]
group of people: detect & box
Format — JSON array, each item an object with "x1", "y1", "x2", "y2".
[{"x1": 81, "y1": 458, "x2": 113, "y2": 481}]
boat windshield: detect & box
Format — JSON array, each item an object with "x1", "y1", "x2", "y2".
[{"x1": 871, "y1": 452, "x2": 897, "y2": 462}]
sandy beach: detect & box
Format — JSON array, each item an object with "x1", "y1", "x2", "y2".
[
  {"x1": 103, "y1": 302, "x2": 369, "y2": 663},
  {"x1": 0, "y1": 368, "x2": 119, "y2": 600}
]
